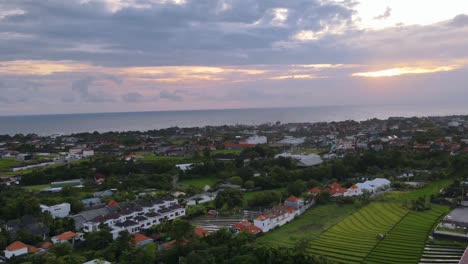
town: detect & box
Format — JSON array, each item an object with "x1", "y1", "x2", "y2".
[{"x1": 0, "y1": 115, "x2": 467, "y2": 263}]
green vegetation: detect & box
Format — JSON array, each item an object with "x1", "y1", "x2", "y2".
[
  {"x1": 256, "y1": 204, "x2": 357, "y2": 247},
  {"x1": 22, "y1": 184, "x2": 50, "y2": 191},
  {"x1": 179, "y1": 177, "x2": 219, "y2": 189},
  {"x1": 211, "y1": 149, "x2": 242, "y2": 155},
  {"x1": 306, "y1": 203, "x2": 409, "y2": 263},
  {"x1": 0, "y1": 158, "x2": 21, "y2": 172},
  {"x1": 377, "y1": 179, "x2": 453, "y2": 202},
  {"x1": 364, "y1": 205, "x2": 449, "y2": 264},
  {"x1": 141, "y1": 155, "x2": 187, "y2": 162},
  {"x1": 243, "y1": 188, "x2": 286, "y2": 207}
]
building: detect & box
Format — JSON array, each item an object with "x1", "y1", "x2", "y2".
[
  {"x1": 4, "y1": 241, "x2": 37, "y2": 259},
  {"x1": 78, "y1": 198, "x2": 185, "y2": 240},
  {"x1": 356, "y1": 178, "x2": 391, "y2": 193},
  {"x1": 253, "y1": 205, "x2": 297, "y2": 233},
  {"x1": 133, "y1": 233, "x2": 153, "y2": 247},
  {"x1": 83, "y1": 260, "x2": 111, "y2": 264},
  {"x1": 82, "y1": 148, "x2": 94, "y2": 157},
  {"x1": 242, "y1": 135, "x2": 267, "y2": 145},
  {"x1": 231, "y1": 220, "x2": 262, "y2": 235},
  {"x1": 344, "y1": 185, "x2": 363, "y2": 197},
  {"x1": 40, "y1": 203, "x2": 71, "y2": 219},
  {"x1": 16, "y1": 154, "x2": 33, "y2": 161},
  {"x1": 275, "y1": 153, "x2": 323, "y2": 167},
  {"x1": 51, "y1": 231, "x2": 84, "y2": 244},
  {"x1": 175, "y1": 163, "x2": 195, "y2": 171},
  {"x1": 284, "y1": 196, "x2": 304, "y2": 210}
]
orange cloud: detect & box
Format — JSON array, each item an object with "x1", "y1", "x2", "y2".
[{"x1": 352, "y1": 65, "x2": 458, "y2": 77}]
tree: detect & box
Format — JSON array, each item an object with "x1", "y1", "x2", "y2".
[
  {"x1": 287, "y1": 180, "x2": 306, "y2": 197},
  {"x1": 214, "y1": 189, "x2": 244, "y2": 209}
]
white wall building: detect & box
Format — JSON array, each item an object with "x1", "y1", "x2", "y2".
[
  {"x1": 4, "y1": 242, "x2": 28, "y2": 259},
  {"x1": 344, "y1": 185, "x2": 363, "y2": 197},
  {"x1": 40, "y1": 203, "x2": 71, "y2": 219},
  {"x1": 80, "y1": 198, "x2": 185, "y2": 240},
  {"x1": 82, "y1": 148, "x2": 95, "y2": 157},
  {"x1": 244, "y1": 135, "x2": 267, "y2": 145}
]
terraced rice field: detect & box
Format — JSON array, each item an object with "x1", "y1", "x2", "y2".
[
  {"x1": 306, "y1": 203, "x2": 449, "y2": 264},
  {"x1": 256, "y1": 204, "x2": 356, "y2": 247},
  {"x1": 307, "y1": 203, "x2": 408, "y2": 263},
  {"x1": 364, "y1": 206, "x2": 449, "y2": 264}
]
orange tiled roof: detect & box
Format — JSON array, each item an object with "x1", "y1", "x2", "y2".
[
  {"x1": 310, "y1": 187, "x2": 321, "y2": 193},
  {"x1": 286, "y1": 195, "x2": 298, "y2": 202},
  {"x1": 194, "y1": 227, "x2": 209, "y2": 237},
  {"x1": 27, "y1": 245, "x2": 39, "y2": 253},
  {"x1": 107, "y1": 200, "x2": 119, "y2": 206},
  {"x1": 134, "y1": 233, "x2": 151, "y2": 244},
  {"x1": 256, "y1": 215, "x2": 267, "y2": 221},
  {"x1": 6, "y1": 241, "x2": 28, "y2": 251},
  {"x1": 41, "y1": 242, "x2": 53, "y2": 249},
  {"x1": 54, "y1": 231, "x2": 76, "y2": 241},
  {"x1": 350, "y1": 185, "x2": 359, "y2": 189}
]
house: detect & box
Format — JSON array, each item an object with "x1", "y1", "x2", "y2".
[
  {"x1": 242, "y1": 135, "x2": 267, "y2": 145},
  {"x1": 51, "y1": 231, "x2": 84, "y2": 244},
  {"x1": 94, "y1": 190, "x2": 114, "y2": 197},
  {"x1": 275, "y1": 153, "x2": 323, "y2": 167},
  {"x1": 253, "y1": 205, "x2": 297, "y2": 233},
  {"x1": 344, "y1": 185, "x2": 363, "y2": 197},
  {"x1": 81, "y1": 197, "x2": 104, "y2": 210},
  {"x1": 175, "y1": 163, "x2": 195, "y2": 171},
  {"x1": 16, "y1": 154, "x2": 33, "y2": 161},
  {"x1": 223, "y1": 141, "x2": 255, "y2": 150},
  {"x1": 310, "y1": 187, "x2": 321, "y2": 196},
  {"x1": 82, "y1": 148, "x2": 94, "y2": 157},
  {"x1": 194, "y1": 227, "x2": 209, "y2": 237},
  {"x1": 40, "y1": 203, "x2": 71, "y2": 219},
  {"x1": 356, "y1": 178, "x2": 391, "y2": 193},
  {"x1": 284, "y1": 196, "x2": 304, "y2": 210},
  {"x1": 78, "y1": 198, "x2": 186, "y2": 240},
  {"x1": 40, "y1": 242, "x2": 53, "y2": 250},
  {"x1": 4, "y1": 241, "x2": 37, "y2": 259},
  {"x1": 231, "y1": 220, "x2": 262, "y2": 235},
  {"x1": 328, "y1": 182, "x2": 347, "y2": 197},
  {"x1": 132, "y1": 233, "x2": 153, "y2": 247}
]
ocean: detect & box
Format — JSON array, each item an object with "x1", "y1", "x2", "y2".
[{"x1": 1, "y1": 105, "x2": 468, "y2": 136}]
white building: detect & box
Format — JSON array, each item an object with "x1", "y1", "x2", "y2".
[
  {"x1": 40, "y1": 203, "x2": 71, "y2": 218},
  {"x1": 80, "y1": 198, "x2": 185, "y2": 240},
  {"x1": 356, "y1": 178, "x2": 391, "y2": 193},
  {"x1": 275, "y1": 153, "x2": 323, "y2": 167},
  {"x1": 176, "y1": 163, "x2": 194, "y2": 171},
  {"x1": 344, "y1": 185, "x2": 363, "y2": 197},
  {"x1": 4, "y1": 241, "x2": 29, "y2": 259},
  {"x1": 82, "y1": 148, "x2": 95, "y2": 157},
  {"x1": 244, "y1": 135, "x2": 267, "y2": 145}
]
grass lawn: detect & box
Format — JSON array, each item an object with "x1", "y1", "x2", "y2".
[
  {"x1": 376, "y1": 179, "x2": 454, "y2": 202},
  {"x1": 211, "y1": 149, "x2": 242, "y2": 155},
  {"x1": 0, "y1": 158, "x2": 21, "y2": 173},
  {"x1": 22, "y1": 184, "x2": 50, "y2": 192},
  {"x1": 179, "y1": 177, "x2": 220, "y2": 189},
  {"x1": 256, "y1": 203, "x2": 357, "y2": 247}
]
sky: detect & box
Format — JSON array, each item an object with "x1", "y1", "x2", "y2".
[{"x1": 1, "y1": 0, "x2": 468, "y2": 115}]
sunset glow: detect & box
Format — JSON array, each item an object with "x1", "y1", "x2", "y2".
[{"x1": 352, "y1": 66, "x2": 458, "y2": 78}]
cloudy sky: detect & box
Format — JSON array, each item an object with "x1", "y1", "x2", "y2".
[{"x1": 1, "y1": 0, "x2": 468, "y2": 115}]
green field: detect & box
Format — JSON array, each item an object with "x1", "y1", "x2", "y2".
[
  {"x1": 179, "y1": 177, "x2": 220, "y2": 189},
  {"x1": 0, "y1": 158, "x2": 21, "y2": 172},
  {"x1": 256, "y1": 204, "x2": 357, "y2": 247},
  {"x1": 301, "y1": 203, "x2": 449, "y2": 264},
  {"x1": 243, "y1": 188, "x2": 286, "y2": 207},
  {"x1": 22, "y1": 184, "x2": 50, "y2": 191},
  {"x1": 211, "y1": 149, "x2": 242, "y2": 155},
  {"x1": 364, "y1": 205, "x2": 450, "y2": 264},
  {"x1": 377, "y1": 179, "x2": 453, "y2": 202}
]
